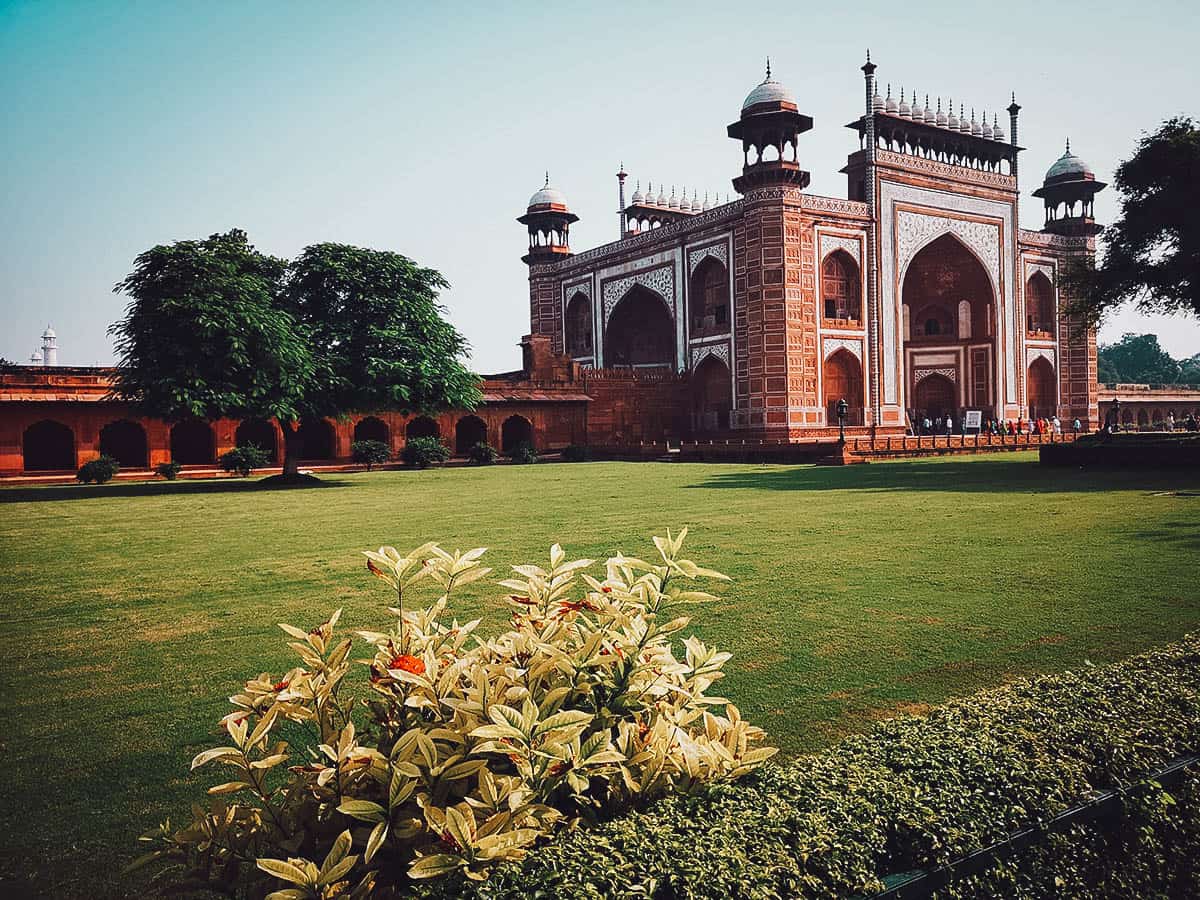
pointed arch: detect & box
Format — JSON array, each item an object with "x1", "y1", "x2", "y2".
[
  {"x1": 604, "y1": 285, "x2": 675, "y2": 368},
  {"x1": 170, "y1": 419, "x2": 215, "y2": 465},
  {"x1": 821, "y1": 249, "x2": 861, "y2": 321},
  {"x1": 1027, "y1": 357, "x2": 1057, "y2": 419},
  {"x1": 913, "y1": 373, "x2": 957, "y2": 420},
  {"x1": 22, "y1": 419, "x2": 75, "y2": 471},
  {"x1": 690, "y1": 354, "x2": 732, "y2": 433},
  {"x1": 500, "y1": 415, "x2": 533, "y2": 453},
  {"x1": 236, "y1": 419, "x2": 280, "y2": 463},
  {"x1": 405, "y1": 416, "x2": 440, "y2": 441},
  {"x1": 823, "y1": 349, "x2": 864, "y2": 425},
  {"x1": 455, "y1": 415, "x2": 488, "y2": 454},
  {"x1": 98, "y1": 419, "x2": 148, "y2": 468},
  {"x1": 296, "y1": 417, "x2": 335, "y2": 461},
  {"x1": 689, "y1": 256, "x2": 730, "y2": 337},
  {"x1": 353, "y1": 416, "x2": 389, "y2": 445},
  {"x1": 1026, "y1": 271, "x2": 1056, "y2": 336},
  {"x1": 564, "y1": 291, "x2": 593, "y2": 357}
]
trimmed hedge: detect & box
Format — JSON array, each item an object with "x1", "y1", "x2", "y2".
[{"x1": 421, "y1": 636, "x2": 1200, "y2": 899}]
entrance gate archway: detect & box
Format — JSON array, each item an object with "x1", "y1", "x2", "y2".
[
  {"x1": 690, "y1": 355, "x2": 732, "y2": 432},
  {"x1": 914, "y1": 374, "x2": 957, "y2": 421},
  {"x1": 604, "y1": 286, "x2": 675, "y2": 368},
  {"x1": 823, "y1": 350, "x2": 864, "y2": 426}
]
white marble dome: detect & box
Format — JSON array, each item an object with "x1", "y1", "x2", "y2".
[
  {"x1": 742, "y1": 76, "x2": 797, "y2": 111},
  {"x1": 527, "y1": 182, "x2": 568, "y2": 208},
  {"x1": 1045, "y1": 143, "x2": 1094, "y2": 181}
]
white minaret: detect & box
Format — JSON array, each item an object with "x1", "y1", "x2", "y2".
[{"x1": 40, "y1": 325, "x2": 57, "y2": 366}]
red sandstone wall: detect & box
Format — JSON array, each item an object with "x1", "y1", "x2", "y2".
[{"x1": 580, "y1": 370, "x2": 689, "y2": 445}]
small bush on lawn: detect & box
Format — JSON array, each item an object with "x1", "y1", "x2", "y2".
[
  {"x1": 77, "y1": 455, "x2": 119, "y2": 484},
  {"x1": 219, "y1": 444, "x2": 272, "y2": 477},
  {"x1": 154, "y1": 460, "x2": 182, "y2": 481},
  {"x1": 401, "y1": 436, "x2": 451, "y2": 468},
  {"x1": 561, "y1": 444, "x2": 591, "y2": 462},
  {"x1": 467, "y1": 441, "x2": 498, "y2": 465},
  {"x1": 352, "y1": 439, "x2": 392, "y2": 470},
  {"x1": 507, "y1": 441, "x2": 538, "y2": 465},
  {"x1": 130, "y1": 530, "x2": 774, "y2": 895},
  {"x1": 432, "y1": 635, "x2": 1200, "y2": 900}
]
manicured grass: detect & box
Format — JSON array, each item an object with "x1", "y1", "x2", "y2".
[{"x1": 2, "y1": 453, "x2": 1199, "y2": 898}]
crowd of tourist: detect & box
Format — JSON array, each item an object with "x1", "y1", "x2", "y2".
[{"x1": 910, "y1": 412, "x2": 1072, "y2": 437}]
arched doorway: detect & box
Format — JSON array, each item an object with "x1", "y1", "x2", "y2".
[
  {"x1": 689, "y1": 257, "x2": 730, "y2": 338},
  {"x1": 564, "y1": 292, "x2": 593, "y2": 358},
  {"x1": 604, "y1": 286, "x2": 675, "y2": 368},
  {"x1": 22, "y1": 420, "x2": 74, "y2": 471},
  {"x1": 99, "y1": 420, "x2": 148, "y2": 468},
  {"x1": 690, "y1": 355, "x2": 732, "y2": 433},
  {"x1": 913, "y1": 374, "x2": 957, "y2": 421},
  {"x1": 823, "y1": 350, "x2": 864, "y2": 426},
  {"x1": 501, "y1": 415, "x2": 533, "y2": 453},
  {"x1": 353, "y1": 416, "x2": 389, "y2": 445},
  {"x1": 902, "y1": 233, "x2": 995, "y2": 414},
  {"x1": 236, "y1": 419, "x2": 279, "y2": 462},
  {"x1": 296, "y1": 417, "x2": 335, "y2": 460},
  {"x1": 406, "y1": 416, "x2": 440, "y2": 441},
  {"x1": 1027, "y1": 357, "x2": 1057, "y2": 419},
  {"x1": 170, "y1": 420, "x2": 215, "y2": 465},
  {"x1": 455, "y1": 415, "x2": 488, "y2": 454},
  {"x1": 1026, "y1": 272, "x2": 1056, "y2": 336},
  {"x1": 821, "y1": 250, "x2": 861, "y2": 322}
]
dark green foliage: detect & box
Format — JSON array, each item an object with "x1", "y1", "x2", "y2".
[
  {"x1": 109, "y1": 230, "x2": 311, "y2": 424},
  {"x1": 110, "y1": 231, "x2": 480, "y2": 477},
  {"x1": 351, "y1": 439, "x2": 392, "y2": 470},
  {"x1": 507, "y1": 441, "x2": 538, "y2": 465},
  {"x1": 424, "y1": 636, "x2": 1200, "y2": 900},
  {"x1": 1098, "y1": 332, "x2": 1193, "y2": 384},
  {"x1": 154, "y1": 460, "x2": 182, "y2": 480},
  {"x1": 467, "y1": 441, "x2": 498, "y2": 465},
  {"x1": 76, "y1": 455, "x2": 120, "y2": 484},
  {"x1": 401, "y1": 436, "x2": 450, "y2": 469},
  {"x1": 219, "y1": 444, "x2": 271, "y2": 477},
  {"x1": 1063, "y1": 117, "x2": 1200, "y2": 323},
  {"x1": 561, "y1": 444, "x2": 592, "y2": 462},
  {"x1": 281, "y1": 243, "x2": 481, "y2": 419}
]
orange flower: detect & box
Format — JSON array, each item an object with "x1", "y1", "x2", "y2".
[
  {"x1": 548, "y1": 761, "x2": 569, "y2": 778},
  {"x1": 272, "y1": 679, "x2": 290, "y2": 692},
  {"x1": 388, "y1": 654, "x2": 425, "y2": 675},
  {"x1": 601, "y1": 585, "x2": 613, "y2": 594}
]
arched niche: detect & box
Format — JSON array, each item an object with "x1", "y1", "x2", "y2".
[
  {"x1": 236, "y1": 419, "x2": 280, "y2": 462},
  {"x1": 564, "y1": 292, "x2": 593, "y2": 357},
  {"x1": 689, "y1": 256, "x2": 730, "y2": 338},
  {"x1": 821, "y1": 250, "x2": 861, "y2": 321},
  {"x1": 690, "y1": 354, "x2": 732, "y2": 433},
  {"x1": 455, "y1": 415, "x2": 488, "y2": 454},
  {"x1": 23, "y1": 419, "x2": 75, "y2": 471},
  {"x1": 604, "y1": 286, "x2": 675, "y2": 368},
  {"x1": 501, "y1": 415, "x2": 533, "y2": 453},
  {"x1": 823, "y1": 349, "x2": 864, "y2": 425},
  {"x1": 170, "y1": 419, "x2": 215, "y2": 465},
  {"x1": 98, "y1": 419, "x2": 148, "y2": 468}
]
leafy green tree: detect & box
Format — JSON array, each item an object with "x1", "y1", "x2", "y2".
[
  {"x1": 111, "y1": 231, "x2": 480, "y2": 479},
  {"x1": 1064, "y1": 118, "x2": 1200, "y2": 323},
  {"x1": 110, "y1": 228, "x2": 311, "y2": 433},
  {"x1": 278, "y1": 243, "x2": 479, "y2": 473},
  {"x1": 1097, "y1": 333, "x2": 1180, "y2": 384}
]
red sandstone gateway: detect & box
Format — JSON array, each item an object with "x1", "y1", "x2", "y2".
[{"x1": 6, "y1": 55, "x2": 1197, "y2": 477}]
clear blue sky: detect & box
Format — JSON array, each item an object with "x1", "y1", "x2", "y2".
[{"x1": 2, "y1": 0, "x2": 1197, "y2": 371}]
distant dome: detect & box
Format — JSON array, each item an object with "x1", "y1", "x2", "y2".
[
  {"x1": 742, "y1": 74, "x2": 797, "y2": 112},
  {"x1": 991, "y1": 116, "x2": 1006, "y2": 142},
  {"x1": 898, "y1": 90, "x2": 912, "y2": 119},
  {"x1": 41, "y1": 325, "x2": 56, "y2": 339},
  {"x1": 1045, "y1": 142, "x2": 1094, "y2": 182},
  {"x1": 527, "y1": 177, "x2": 568, "y2": 209},
  {"x1": 872, "y1": 90, "x2": 884, "y2": 113},
  {"x1": 656, "y1": 185, "x2": 667, "y2": 206},
  {"x1": 631, "y1": 181, "x2": 644, "y2": 205}
]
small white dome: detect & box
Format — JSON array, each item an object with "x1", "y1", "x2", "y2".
[
  {"x1": 872, "y1": 90, "x2": 884, "y2": 112},
  {"x1": 935, "y1": 99, "x2": 948, "y2": 128},
  {"x1": 41, "y1": 324, "x2": 56, "y2": 338},
  {"x1": 679, "y1": 190, "x2": 691, "y2": 212},
  {"x1": 668, "y1": 187, "x2": 679, "y2": 210},
  {"x1": 970, "y1": 110, "x2": 982, "y2": 137},
  {"x1": 884, "y1": 84, "x2": 898, "y2": 114},
  {"x1": 742, "y1": 68, "x2": 797, "y2": 111},
  {"x1": 958, "y1": 106, "x2": 971, "y2": 133},
  {"x1": 911, "y1": 94, "x2": 926, "y2": 123},
  {"x1": 631, "y1": 181, "x2": 644, "y2": 205},
  {"x1": 992, "y1": 115, "x2": 1006, "y2": 142},
  {"x1": 1045, "y1": 141, "x2": 1094, "y2": 181},
  {"x1": 527, "y1": 176, "x2": 568, "y2": 209},
  {"x1": 898, "y1": 89, "x2": 912, "y2": 119},
  {"x1": 656, "y1": 185, "x2": 667, "y2": 206},
  {"x1": 946, "y1": 102, "x2": 959, "y2": 130}
]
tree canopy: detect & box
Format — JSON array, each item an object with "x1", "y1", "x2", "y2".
[
  {"x1": 1098, "y1": 332, "x2": 1200, "y2": 385},
  {"x1": 110, "y1": 230, "x2": 480, "y2": 476},
  {"x1": 1064, "y1": 117, "x2": 1200, "y2": 324}
]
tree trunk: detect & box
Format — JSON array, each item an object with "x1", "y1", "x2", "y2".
[{"x1": 281, "y1": 420, "x2": 302, "y2": 477}]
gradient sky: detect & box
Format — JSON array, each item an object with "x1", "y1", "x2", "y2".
[{"x1": 2, "y1": 0, "x2": 1198, "y2": 371}]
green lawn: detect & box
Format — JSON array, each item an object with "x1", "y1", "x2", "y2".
[{"x1": 2, "y1": 454, "x2": 1199, "y2": 898}]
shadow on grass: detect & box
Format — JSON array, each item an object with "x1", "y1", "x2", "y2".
[
  {"x1": 687, "y1": 457, "x2": 1200, "y2": 495},
  {"x1": 0, "y1": 477, "x2": 354, "y2": 503}
]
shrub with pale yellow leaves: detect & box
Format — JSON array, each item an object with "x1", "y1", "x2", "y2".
[{"x1": 130, "y1": 530, "x2": 776, "y2": 898}]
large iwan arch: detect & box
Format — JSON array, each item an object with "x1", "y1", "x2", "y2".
[
  {"x1": 902, "y1": 233, "x2": 996, "y2": 416},
  {"x1": 604, "y1": 286, "x2": 675, "y2": 368}
]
